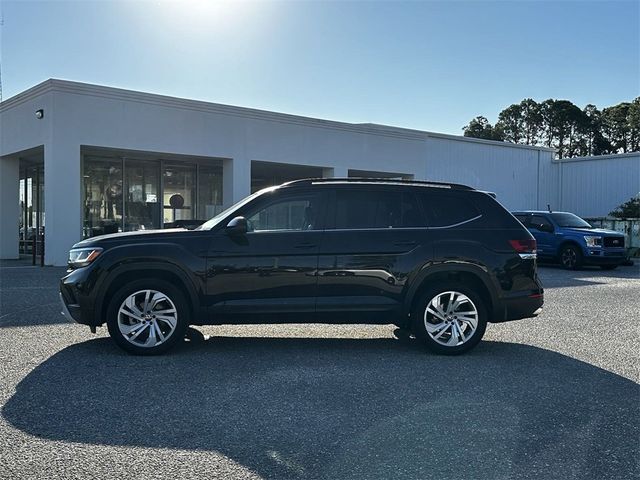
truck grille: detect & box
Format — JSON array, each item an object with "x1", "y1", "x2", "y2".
[{"x1": 604, "y1": 237, "x2": 625, "y2": 248}]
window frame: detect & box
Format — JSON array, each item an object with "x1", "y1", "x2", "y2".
[
  {"x1": 324, "y1": 185, "x2": 427, "y2": 232},
  {"x1": 415, "y1": 190, "x2": 482, "y2": 229},
  {"x1": 237, "y1": 189, "x2": 329, "y2": 234}
]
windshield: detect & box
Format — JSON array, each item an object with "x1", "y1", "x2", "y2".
[
  {"x1": 195, "y1": 186, "x2": 277, "y2": 230},
  {"x1": 550, "y1": 212, "x2": 592, "y2": 229}
]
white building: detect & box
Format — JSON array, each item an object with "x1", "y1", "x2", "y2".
[{"x1": 1, "y1": 79, "x2": 637, "y2": 266}]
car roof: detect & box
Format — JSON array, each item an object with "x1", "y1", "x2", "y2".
[
  {"x1": 512, "y1": 210, "x2": 573, "y2": 215},
  {"x1": 281, "y1": 177, "x2": 475, "y2": 191}
]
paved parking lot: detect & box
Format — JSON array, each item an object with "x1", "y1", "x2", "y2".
[{"x1": 0, "y1": 261, "x2": 638, "y2": 479}]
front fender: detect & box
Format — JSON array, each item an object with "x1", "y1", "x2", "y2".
[{"x1": 91, "y1": 243, "x2": 206, "y2": 324}]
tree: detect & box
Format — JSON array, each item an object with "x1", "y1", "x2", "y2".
[
  {"x1": 519, "y1": 98, "x2": 543, "y2": 145},
  {"x1": 496, "y1": 104, "x2": 524, "y2": 143},
  {"x1": 462, "y1": 96, "x2": 638, "y2": 157},
  {"x1": 602, "y1": 102, "x2": 631, "y2": 153},
  {"x1": 462, "y1": 116, "x2": 504, "y2": 141},
  {"x1": 539, "y1": 99, "x2": 588, "y2": 158},
  {"x1": 609, "y1": 196, "x2": 640, "y2": 218},
  {"x1": 627, "y1": 97, "x2": 640, "y2": 153}
]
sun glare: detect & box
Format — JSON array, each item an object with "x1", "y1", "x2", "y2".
[{"x1": 161, "y1": 0, "x2": 251, "y2": 27}]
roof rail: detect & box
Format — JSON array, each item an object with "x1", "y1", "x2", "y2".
[{"x1": 281, "y1": 177, "x2": 474, "y2": 190}]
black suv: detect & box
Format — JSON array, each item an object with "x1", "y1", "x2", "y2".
[{"x1": 60, "y1": 179, "x2": 543, "y2": 355}]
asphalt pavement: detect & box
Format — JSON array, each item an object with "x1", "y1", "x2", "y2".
[{"x1": 0, "y1": 260, "x2": 638, "y2": 479}]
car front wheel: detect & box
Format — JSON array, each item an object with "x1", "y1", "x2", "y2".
[
  {"x1": 106, "y1": 279, "x2": 189, "y2": 355},
  {"x1": 560, "y1": 245, "x2": 583, "y2": 270},
  {"x1": 412, "y1": 284, "x2": 487, "y2": 355}
]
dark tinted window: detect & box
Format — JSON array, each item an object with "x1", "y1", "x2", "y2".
[
  {"x1": 333, "y1": 189, "x2": 422, "y2": 229},
  {"x1": 550, "y1": 212, "x2": 592, "y2": 228},
  {"x1": 417, "y1": 193, "x2": 480, "y2": 227},
  {"x1": 530, "y1": 215, "x2": 553, "y2": 231},
  {"x1": 514, "y1": 214, "x2": 529, "y2": 225},
  {"x1": 245, "y1": 193, "x2": 320, "y2": 232}
]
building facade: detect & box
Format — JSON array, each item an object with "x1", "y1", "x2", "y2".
[{"x1": 1, "y1": 80, "x2": 636, "y2": 266}]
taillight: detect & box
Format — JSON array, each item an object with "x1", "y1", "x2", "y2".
[
  {"x1": 509, "y1": 239, "x2": 536, "y2": 252},
  {"x1": 509, "y1": 239, "x2": 537, "y2": 259}
]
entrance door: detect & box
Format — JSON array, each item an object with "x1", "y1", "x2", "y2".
[
  {"x1": 206, "y1": 189, "x2": 326, "y2": 323},
  {"x1": 163, "y1": 164, "x2": 195, "y2": 226}
]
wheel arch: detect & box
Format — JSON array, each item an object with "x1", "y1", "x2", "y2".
[
  {"x1": 404, "y1": 266, "x2": 496, "y2": 326},
  {"x1": 558, "y1": 239, "x2": 583, "y2": 253},
  {"x1": 95, "y1": 262, "x2": 200, "y2": 326}
]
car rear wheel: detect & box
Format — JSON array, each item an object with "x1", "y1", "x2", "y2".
[
  {"x1": 412, "y1": 284, "x2": 487, "y2": 355},
  {"x1": 106, "y1": 279, "x2": 189, "y2": 355},
  {"x1": 560, "y1": 245, "x2": 583, "y2": 270}
]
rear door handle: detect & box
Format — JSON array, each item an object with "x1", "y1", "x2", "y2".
[{"x1": 294, "y1": 243, "x2": 317, "y2": 249}]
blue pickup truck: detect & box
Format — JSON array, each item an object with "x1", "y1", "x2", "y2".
[{"x1": 512, "y1": 210, "x2": 626, "y2": 270}]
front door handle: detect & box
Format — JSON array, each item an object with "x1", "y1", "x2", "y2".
[{"x1": 393, "y1": 241, "x2": 417, "y2": 247}]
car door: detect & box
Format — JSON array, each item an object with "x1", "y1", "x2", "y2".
[
  {"x1": 206, "y1": 189, "x2": 326, "y2": 323},
  {"x1": 529, "y1": 214, "x2": 555, "y2": 257},
  {"x1": 316, "y1": 186, "x2": 430, "y2": 323}
]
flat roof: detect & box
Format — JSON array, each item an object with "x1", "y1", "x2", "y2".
[{"x1": 1, "y1": 78, "x2": 556, "y2": 151}]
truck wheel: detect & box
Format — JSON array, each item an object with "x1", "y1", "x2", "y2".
[
  {"x1": 560, "y1": 245, "x2": 583, "y2": 270},
  {"x1": 412, "y1": 284, "x2": 487, "y2": 355},
  {"x1": 106, "y1": 279, "x2": 190, "y2": 355}
]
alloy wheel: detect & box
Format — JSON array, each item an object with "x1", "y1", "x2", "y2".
[
  {"x1": 561, "y1": 248, "x2": 577, "y2": 268},
  {"x1": 117, "y1": 289, "x2": 178, "y2": 348},
  {"x1": 423, "y1": 291, "x2": 479, "y2": 347}
]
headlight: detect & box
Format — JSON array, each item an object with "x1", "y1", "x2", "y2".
[
  {"x1": 68, "y1": 247, "x2": 103, "y2": 268},
  {"x1": 584, "y1": 236, "x2": 602, "y2": 247}
]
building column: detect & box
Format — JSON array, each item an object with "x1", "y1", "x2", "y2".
[
  {"x1": 222, "y1": 157, "x2": 251, "y2": 208},
  {"x1": 322, "y1": 166, "x2": 349, "y2": 178},
  {"x1": 0, "y1": 157, "x2": 20, "y2": 260},
  {"x1": 44, "y1": 143, "x2": 81, "y2": 266}
]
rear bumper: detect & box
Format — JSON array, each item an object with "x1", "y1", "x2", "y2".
[{"x1": 492, "y1": 290, "x2": 544, "y2": 323}]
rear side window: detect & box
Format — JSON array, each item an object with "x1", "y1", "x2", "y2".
[
  {"x1": 333, "y1": 189, "x2": 423, "y2": 229},
  {"x1": 417, "y1": 193, "x2": 480, "y2": 228},
  {"x1": 530, "y1": 215, "x2": 553, "y2": 231},
  {"x1": 514, "y1": 214, "x2": 529, "y2": 226}
]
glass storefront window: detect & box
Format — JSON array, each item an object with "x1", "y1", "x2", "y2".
[
  {"x1": 198, "y1": 165, "x2": 223, "y2": 220},
  {"x1": 82, "y1": 152, "x2": 223, "y2": 236},
  {"x1": 163, "y1": 165, "x2": 195, "y2": 225},
  {"x1": 83, "y1": 157, "x2": 123, "y2": 238},
  {"x1": 124, "y1": 160, "x2": 160, "y2": 231}
]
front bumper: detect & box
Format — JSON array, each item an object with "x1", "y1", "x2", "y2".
[
  {"x1": 583, "y1": 249, "x2": 626, "y2": 265},
  {"x1": 59, "y1": 292, "x2": 81, "y2": 323}
]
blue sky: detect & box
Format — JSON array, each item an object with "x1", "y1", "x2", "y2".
[{"x1": 1, "y1": 0, "x2": 638, "y2": 134}]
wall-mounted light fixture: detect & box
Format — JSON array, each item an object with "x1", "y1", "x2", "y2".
[{"x1": 35, "y1": 109, "x2": 44, "y2": 119}]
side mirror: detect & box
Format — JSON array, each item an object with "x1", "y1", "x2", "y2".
[{"x1": 226, "y1": 216, "x2": 248, "y2": 235}]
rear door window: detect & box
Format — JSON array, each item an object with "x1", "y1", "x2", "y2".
[
  {"x1": 529, "y1": 215, "x2": 553, "y2": 232},
  {"x1": 416, "y1": 193, "x2": 480, "y2": 228},
  {"x1": 332, "y1": 189, "x2": 423, "y2": 229}
]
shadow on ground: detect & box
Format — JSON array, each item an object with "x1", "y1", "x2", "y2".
[
  {"x1": 0, "y1": 265, "x2": 68, "y2": 328},
  {"x1": 4, "y1": 337, "x2": 638, "y2": 479},
  {"x1": 538, "y1": 263, "x2": 639, "y2": 289}
]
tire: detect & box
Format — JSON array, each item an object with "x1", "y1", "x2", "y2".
[
  {"x1": 412, "y1": 284, "x2": 487, "y2": 355},
  {"x1": 106, "y1": 279, "x2": 190, "y2": 355},
  {"x1": 600, "y1": 265, "x2": 618, "y2": 270},
  {"x1": 560, "y1": 244, "x2": 583, "y2": 270}
]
